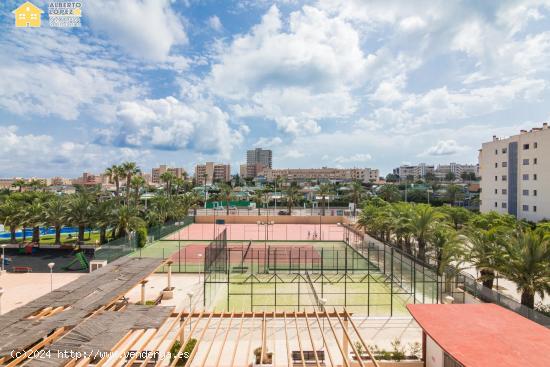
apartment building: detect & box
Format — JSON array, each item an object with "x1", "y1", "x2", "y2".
[
  {"x1": 479, "y1": 123, "x2": 550, "y2": 222},
  {"x1": 151, "y1": 165, "x2": 186, "y2": 183},
  {"x1": 393, "y1": 163, "x2": 478, "y2": 180},
  {"x1": 244, "y1": 148, "x2": 272, "y2": 178},
  {"x1": 72, "y1": 172, "x2": 108, "y2": 186},
  {"x1": 259, "y1": 167, "x2": 379, "y2": 183},
  {"x1": 435, "y1": 163, "x2": 479, "y2": 180},
  {"x1": 393, "y1": 164, "x2": 435, "y2": 180},
  {"x1": 194, "y1": 162, "x2": 231, "y2": 185}
]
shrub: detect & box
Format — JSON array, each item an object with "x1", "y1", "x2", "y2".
[
  {"x1": 136, "y1": 226, "x2": 147, "y2": 248},
  {"x1": 170, "y1": 338, "x2": 197, "y2": 366}
]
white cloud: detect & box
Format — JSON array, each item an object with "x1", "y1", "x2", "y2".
[
  {"x1": 99, "y1": 96, "x2": 239, "y2": 158},
  {"x1": 208, "y1": 15, "x2": 223, "y2": 31},
  {"x1": 420, "y1": 139, "x2": 469, "y2": 156},
  {"x1": 209, "y1": 5, "x2": 368, "y2": 135},
  {"x1": 399, "y1": 16, "x2": 426, "y2": 31},
  {"x1": 334, "y1": 153, "x2": 372, "y2": 163},
  {"x1": 254, "y1": 136, "x2": 283, "y2": 148},
  {"x1": 87, "y1": 0, "x2": 187, "y2": 61},
  {"x1": 282, "y1": 149, "x2": 305, "y2": 159}
]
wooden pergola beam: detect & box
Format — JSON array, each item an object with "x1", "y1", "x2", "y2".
[
  {"x1": 214, "y1": 311, "x2": 235, "y2": 367},
  {"x1": 283, "y1": 312, "x2": 292, "y2": 367},
  {"x1": 166, "y1": 311, "x2": 206, "y2": 367},
  {"x1": 313, "y1": 311, "x2": 335, "y2": 367},
  {"x1": 228, "y1": 312, "x2": 245, "y2": 367},
  {"x1": 179, "y1": 311, "x2": 350, "y2": 318},
  {"x1": 302, "y1": 312, "x2": 321, "y2": 367},
  {"x1": 198, "y1": 311, "x2": 226, "y2": 367},
  {"x1": 321, "y1": 311, "x2": 350, "y2": 367},
  {"x1": 5, "y1": 327, "x2": 66, "y2": 367},
  {"x1": 344, "y1": 309, "x2": 381, "y2": 367},
  {"x1": 177, "y1": 312, "x2": 214, "y2": 367},
  {"x1": 293, "y1": 312, "x2": 307, "y2": 367},
  {"x1": 333, "y1": 308, "x2": 365, "y2": 367}
]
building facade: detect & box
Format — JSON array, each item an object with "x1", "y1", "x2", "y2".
[
  {"x1": 479, "y1": 123, "x2": 550, "y2": 221},
  {"x1": 244, "y1": 148, "x2": 272, "y2": 178},
  {"x1": 194, "y1": 162, "x2": 231, "y2": 184},
  {"x1": 151, "y1": 165, "x2": 186, "y2": 183},
  {"x1": 394, "y1": 163, "x2": 478, "y2": 180},
  {"x1": 259, "y1": 167, "x2": 379, "y2": 183}
]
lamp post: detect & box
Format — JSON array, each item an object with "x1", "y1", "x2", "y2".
[
  {"x1": 48, "y1": 262, "x2": 55, "y2": 292},
  {"x1": 0, "y1": 287, "x2": 3, "y2": 315},
  {"x1": 1, "y1": 244, "x2": 6, "y2": 273}
]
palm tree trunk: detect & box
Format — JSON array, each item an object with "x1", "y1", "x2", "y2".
[
  {"x1": 115, "y1": 179, "x2": 120, "y2": 197},
  {"x1": 521, "y1": 291, "x2": 535, "y2": 309},
  {"x1": 418, "y1": 239, "x2": 426, "y2": 261},
  {"x1": 480, "y1": 269, "x2": 495, "y2": 289},
  {"x1": 55, "y1": 225, "x2": 61, "y2": 245},
  {"x1": 100, "y1": 227, "x2": 107, "y2": 244},
  {"x1": 78, "y1": 225, "x2": 85, "y2": 243},
  {"x1": 10, "y1": 228, "x2": 16, "y2": 243},
  {"x1": 22, "y1": 227, "x2": 27, "y2": 241},
  {"x1": 32, "y1": 226, "x2": 40, "y2": 244}
]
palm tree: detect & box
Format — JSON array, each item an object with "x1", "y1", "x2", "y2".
[
  {"x1": 121, "y1": 162, "x2": 140, "y2": 205},
  {"x1": 409, "y1": 204, "x2": 441, "y2": 261},
  {"x1": 318, "y1": 183, "x2": 333, "y2": 216},
  {"x1": 348, "y1": 181, "x2": 365, "y2": 217},
  {"x1": 285, "y1": 184, "x2": 302, "y2": 215},
  {"x1": 445, "y1": 184, "x2": 463, "y2": 206},
  {"x1": 11, "y1": 179, "x2": 26, "y2": 192},
  {"x1": 44, "y1": 197, "x2": 66, "y2": 245},
  {"x1": 219, "y1": 183, "x2": 233, "y2": 215},
  {"x1": 65, "y1": 193, "x2": 93, "y2": 243},
  {"x1": 105, "y1": 164, "x2": 124, "y2": 197},
  {"x1": 499, "y1": 227, "x2": 550, "y2": 308},
  {"x1": 160, "y1": 172, "x2": 176, "y2": 196},
  {"x1": 24, "y1": 199, "x2": 45, "y2": 244},
  {"x1": 463, "y1": 227, "x2": 507, "y2": 289},
  {"x1": 251, "y1": 189, "x2": 264, "y2": 215},
  {"x1": 439, "y1": 206, "x2": 471, "y2": 230},
  {"x1": 94, "y1": 199, "x2": 116, "y2": 244},
  {"x1": 429, "y1": 225, "x2": 465, "y2": 276},
  {"x1": 0, "y1": 199, "x2": 21, "y2": 242},
  {"x1": 113, "y1": 205, "x2": 145, "y2": 238},
  {"x1": 130, "y1": 175, "x2": 146, "y2": 207},
  {"x1": 377, "y1": 184, "x2": 401, "y2": 202}
]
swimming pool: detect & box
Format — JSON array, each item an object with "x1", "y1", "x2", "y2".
[{"x1": 0, "y1": 227, "x2": 91, "y2": 239}]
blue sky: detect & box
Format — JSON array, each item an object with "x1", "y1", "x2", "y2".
[{"x1": 1, "y1": 0, "x2": 550, "y2": 178}]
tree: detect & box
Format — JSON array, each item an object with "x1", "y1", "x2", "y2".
[
  {"x1": 130, "y1": 175, "x2": 146, "y2": 207},
  {"x1": 219, "y1": 183, "x2": 233, "y2": 215},
  {"x1": 105, "y1": 165, "x2": 124, "y2": 197},
  {"x1": 439, "y1": 206, "x2": 471, "y2": 230},
  {"x1": 409, "y1": 204, "x2": 441, "y2": 261},
  {"x1": 385, "y1": 173, "x2": 399, "y2": 183},
  {"x1": 348, "y1": 181, "x2": 365, "y2": 217},
  {"x1": 285, "y1": 183, "x2": 301, "y2": 215},
  {"x1": 94, "y1": 199, "x2": 116, "y2": 244},
  {"x1": 445, "y1": 172, "x2": 456, "y2": 182},
  {"x1": 377, "y1": 184, "x2": 401, "y2": 203},
  {"x1": 499, "y1": 228, "x2": 550, "y2": 308},
  {"x1": 113, "y1": 205, "x2": 145, "y2": 238},
  {"x1": 463, "y1": 227, "x2": 507, "y2": 289},
  {"x1": 44, "y1": 197, "x2": 66, "y2": 245},
  {"x1": 65, "y1": 193, "x2": 93, "y2": 243},
  {"x1": 0, "y1": 199, "x2": 21, "y2": 242},
  {"x1": 251, "y1": 190, "x2": 264, "y2": 215},
  {"x1": 24, "y1": 199, "x2": 45, "y2": 244},
  {"x1": 429, "y1": 225, "x2": 465, "y2": 276},
  {"x1": 445, "y1": 184, "x2": 463, "y2": 206},
  {"x1": 121, "y1": 162, "x2": 140, "y2": 205},
  {"x1": 11, "y1": 179, "x2": 26, "y2": 192},
  {"x1": 160, "y1": 172, "x2": 176, "y2": 196}
]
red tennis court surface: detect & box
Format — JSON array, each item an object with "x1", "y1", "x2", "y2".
[
  {"x1": 165, "y1": 223, "x2": 344, "y2": 241},
  {"x1": 170, "y1": 242, "x2": 321, "y2": 266}
]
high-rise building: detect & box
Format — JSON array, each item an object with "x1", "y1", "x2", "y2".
[
  {"x1": 258, "y1": 167, "x2": 379, "y2": 183},
  {"x1": 195, "y1": 162, "x2": 231, "y2": 185},
  {"x1": 151, "y1": 165, "x2": 186, "y2": 184},
  {"x1": 479, "y1": 123, "x2": 550, "y2": 222},
  {"x1": 244, "y1": 148, "x2": 272, "y2": 178}
]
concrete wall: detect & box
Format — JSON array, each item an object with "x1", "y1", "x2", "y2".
[
  {"x1": 426, "y1": 335, "x2": 443, "y2": 367},
  {"x1": 194, "y1": 215, "x2": 346, "y2": 224}
]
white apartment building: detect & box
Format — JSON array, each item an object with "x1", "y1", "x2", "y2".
[
  {"x1": 259, "y1": 167, "x2": 379, "y2": 183},
  {"x1": 479, "y1": 123, "x2": 550, "y2": 222}
]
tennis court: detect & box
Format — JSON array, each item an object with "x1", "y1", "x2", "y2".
[{"x1": 164, "y1": 223, "x2": 345, "y2": 241}]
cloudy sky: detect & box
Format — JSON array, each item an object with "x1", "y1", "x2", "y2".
[{"x1": 1, "y1": 0, "x2": 550, "y2": 178}]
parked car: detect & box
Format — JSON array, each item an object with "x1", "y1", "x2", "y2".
[{"x1": 278, "y1": 210, "x2": 290, "y2": 215}]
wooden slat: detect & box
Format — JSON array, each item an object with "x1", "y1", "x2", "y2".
[
  {"x1": 333, "y1": 309, "x2": 365, "y2": 367},
  {"x1": 164, "y1": 311, "x2": 205, "y2": 367},
  {"x1": 283, "y1": 313, "x2": 292, "y2": 367},
  {"x1": 214, "y1": 311, "x2": 235, "y2": 367},
  {"x1": 228, "y1": 312, "x2": 245, "y2": 367},
  {"x1": 5, "y1": 327, "x2": 66, "y2": 367},
  {"x1": 198, "y1": 312, "x2": 226, "y2": 367},
  {"x1": 303, "y1": 312, "x2": 321, "y2": 367},
  {"x1": 344, "y1": 309, "x2": 381, "y2": 367},
  {"x1": 244, "y1": 313, "x2": 256, "y2": 367},
  {"x1": 94, "y1": 330, "x2": 134, "y2": 367},
  {"x1": 312, "y1": 311, "x2": 336, "y2": 367},
  {"x1": 176, "y1": 312, "x2": 213, "y2": 367},
  {"x1": 293, "y1": 312, "x2": 307, "y2": 367},
  {"x1": 322, "y1": 311, "x2": 350, "y2": 367}
]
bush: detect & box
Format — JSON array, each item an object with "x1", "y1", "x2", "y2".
[
  {"x1": 136, "y1": 226, "x2": 147, "y2": 248},
  {"x1": 170, "y1": 338, "x2": 197, "y2": 366}
]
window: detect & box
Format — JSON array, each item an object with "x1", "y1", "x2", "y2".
[
  {"x1": 495, "y1": 162, "x2": 498, "y2": 168},
  {"x1": 534, "y1": 174, "x2": 538, "y2": 180},
  {"x1": 494, "y1": 202, "x2": 498, "y2": 208},
  {"x1": 523, "y1": 174, "x2": 529, "y2": 180},
  {"x1": 502, "y1": 161, "x2": 507, "y2": 167},
  {"x1": 534, "y1": 206, "x2": 537, "y2": 212},
  {"x1": 495, "y1": 176, "x2": 498, "y2": 181},
  {"x1": 502, "y1": 148, "x2": 507, "y2": 154},
  {"x1": 501, "y1": 202, "x2": 507, "y2": 209},
  {"x1": 534, "y1": 142, "x2": 538, "y2": 148},
  {"x1": 534, "y1": 190, "x2": 537, "y2": 196},
  {"x1": 523, "y1": 144, "x2": 530, "y2": 150},
  {"x1": 523, "y1": 159, "x2": 529, "y2": 165},
  {"x1": 502, "y1": 189, "x2": 507, "y2": 194},
  {"x1": 523, "y1": 189, "x2": 529, "y2": 196},
  {"x1": 534, "y1": 158, "x2": 538, "y2": 164},
  {"x1": 522, "y1": 205, "x2": 529, "y2": 212},
  {"x1": 494, "y1": 189, "x2": 498, "y2": 194},
  {"x1": 502, "y1": 175, "x2": 507, "y2": 181},
  {"x1": 495, "y1": 149, "x2": 498, "y2": 154}
]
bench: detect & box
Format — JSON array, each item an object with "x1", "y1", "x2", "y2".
[
  {"x1": 12, "y1": 266, "x2": 32, "y2": 273},
  {"x1": 292, "y1": 351, "x2": 325, "y2": 365}
]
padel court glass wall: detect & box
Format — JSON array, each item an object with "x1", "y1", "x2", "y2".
[{"x1": 204, "y1": 228, "x2": 439, "y2": 316}]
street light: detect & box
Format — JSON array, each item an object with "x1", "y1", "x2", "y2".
[
  {"x1": 48, "y1": 262, "x2": 55, "y2": 292},
  {"x1": 1, "y1": 244, "x2": 6, "y2": 273}
]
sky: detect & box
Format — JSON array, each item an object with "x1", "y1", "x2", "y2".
[{"x1": 1, "y1": 0, "x2": 550, "y2": 178}]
